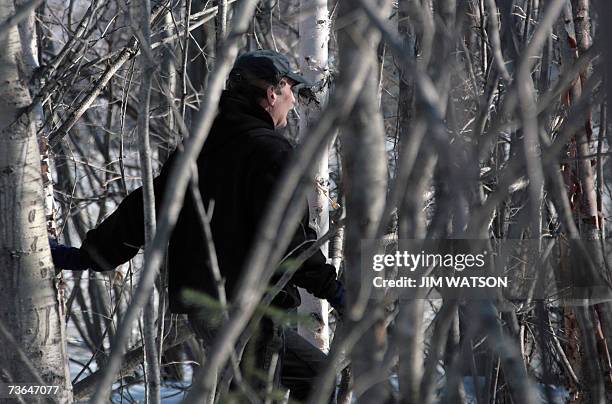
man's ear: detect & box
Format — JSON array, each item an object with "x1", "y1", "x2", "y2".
[{"x1": 266, "y1": 86, "x2": 277, "y2": 107}]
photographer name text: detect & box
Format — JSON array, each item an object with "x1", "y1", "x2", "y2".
[{"x1": 373, "y1": 276, "x2": 508, "y2": 288}]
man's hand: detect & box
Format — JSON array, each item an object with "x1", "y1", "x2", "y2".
[
  {"x1": 328, "y1": 281, "x2": 345, "y2": 317},
  {"x1": 49, "y1": 239, "x2": 90, "y2": 271}
]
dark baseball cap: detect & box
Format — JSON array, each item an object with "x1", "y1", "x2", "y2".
[{"x1": 229, "y1": 50, "x2": 313, "y2": 91}]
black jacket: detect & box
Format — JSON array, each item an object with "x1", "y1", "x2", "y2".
[{"x1": 80, "y1": 91, "x2": 339, "y2": 313}]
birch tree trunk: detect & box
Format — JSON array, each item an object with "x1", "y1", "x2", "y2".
[
  {"x1": 0, "y1": 0, "x2": 72, "y2": 402},
  {"x1": 567, "y1": 0, "x2": 599, "y2": 239},
  {"x1": 298, "y1": 0, "x2": 332, "y2": 352},
  {"x1": 338, "y1": 0, "x2": 390, "y2": 401}
]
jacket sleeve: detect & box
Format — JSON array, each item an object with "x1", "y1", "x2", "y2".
[
  {"x1": 80, "y1": 153, "x2": 176, "y2": 271},
  {"x1": 246, "y1": 136, "x2": 340, "y2": 301},
  {"x1": 285, "y1": 226, "x2": 340, "y2": 301}
]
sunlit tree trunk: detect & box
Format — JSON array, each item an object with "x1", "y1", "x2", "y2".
[
  {"x1": 297, "y1": 0, "x2": 332, "y2": 352},
  {"x1": 0, "y1": 0, "x2": 72, "y2": 401}
]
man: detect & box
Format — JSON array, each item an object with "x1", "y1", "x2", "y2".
[{"x1": 51, "y1": 50, "x2": 344, "y2": 401}]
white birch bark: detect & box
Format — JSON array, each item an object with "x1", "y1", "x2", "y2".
[
  {"x1": 297, "y1": 0, "x2": 332, "y2": 352},
  {"x1": 14, "y1": 0, "x2": 54, "y2": 235},
  {"x1": 0, "y1": 0, "x2": 72, "y2": 401}
]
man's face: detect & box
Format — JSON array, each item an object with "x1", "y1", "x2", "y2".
[{"x1": 264, "y1": 78, "x2": 296, "y2": 128}]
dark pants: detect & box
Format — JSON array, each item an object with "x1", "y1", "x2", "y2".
[{"x1": 188, "y1": 312, "x2": 330, "y2": 402}]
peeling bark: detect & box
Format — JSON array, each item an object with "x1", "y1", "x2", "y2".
[
  {"x1": 298, "y1": 0, "x2": 332, "y2": 352},
  {"x1": 0, "y1": 0, "x2": 72, "y2": 401}
]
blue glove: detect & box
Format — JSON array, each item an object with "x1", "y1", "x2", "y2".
[
  {"x1": 49, "y1": 239, "x2": 90, "y2": 271},
  {"x1": 328, "y1": 281, "x2": 345, "y2": 315}
]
